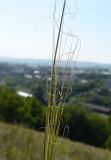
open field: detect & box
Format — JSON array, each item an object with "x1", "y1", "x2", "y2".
[{"x1": 0, "y1": 122, "x2": 111, "y2": 160}]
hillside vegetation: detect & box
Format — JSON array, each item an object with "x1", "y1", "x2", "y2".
[
  {"x1": 1, "y1": 86, "x2": 111, "y2": 149},
  {"x1": 0, "y1": 122, "x2": 111, "y2": 160}
]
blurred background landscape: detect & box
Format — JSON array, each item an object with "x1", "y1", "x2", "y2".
[
  {"x1": 0, "y1": 58, "x2": 111, "y2": 159},
  {"x1": 0, "y1": 0, "x2": 111, "y2": 159}
]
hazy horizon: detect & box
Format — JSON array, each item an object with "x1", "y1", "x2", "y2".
[
  {"x1": 1, "y1": 55, "x2": 111, "y2": 66},
  {"x1": 0, "y1": 0, "x2": 111, "y2": 64}
]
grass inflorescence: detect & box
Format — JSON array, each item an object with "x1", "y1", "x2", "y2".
[
  {"x1": 43, "y1": 0, "x2": 80, "y2": 159},
  {"x1": 43, "y1": 1, "x2": 67, "y2": 159}
]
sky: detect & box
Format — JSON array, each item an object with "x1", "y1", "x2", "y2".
[{"x1": 0, "y1": 0, "x2": 111, "y2": 64}]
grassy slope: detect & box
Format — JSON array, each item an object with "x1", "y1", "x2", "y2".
[{"x1": 0, "y1": 122, "x2": 111, "y2": 160}]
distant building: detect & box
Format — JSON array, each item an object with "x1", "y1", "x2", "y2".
[
  {"x1": 34, "y1": 70, "x2": 40, "y2": 74},
  {"x1": 34, "y1": 70, "x2": 41, "y2": 79},
  {"x1": 35, "y1": 75, "x2": 41, "y2": 78},
  {"x1": 100, "y1": 71, "x2": 111, "y2": 75},
  {"x1": 24, "y1": 74, "x2": 33, "y2": 79},
  {"x1": 82, "y1": 102, "x2": 111, "y2": 115},
  {"x1": 17, "y1": 91, "x2": 33, "y2": 98},
  {"x1": 81, "y1": 79, "x2": 88, "y2": 84}
]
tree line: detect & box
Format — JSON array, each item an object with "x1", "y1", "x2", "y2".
[{"x1": 0, "y1": 86, "x2": 111, "y2": 149}]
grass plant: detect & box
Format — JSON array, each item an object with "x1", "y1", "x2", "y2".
[
  {"x1": 43, "y1": 0, "x2": 68, "y2": 160},
  {"x1": 43, "y1": 0, "x2": 80, "y2": 159}
]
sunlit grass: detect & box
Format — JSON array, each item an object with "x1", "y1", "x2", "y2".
[{"x1": 0, "y1": 122, "x2": 111, "y2": 160}]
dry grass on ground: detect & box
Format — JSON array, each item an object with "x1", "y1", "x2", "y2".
[{"x1": 0, "y1": 122, "x2": 111, "y2": 160}]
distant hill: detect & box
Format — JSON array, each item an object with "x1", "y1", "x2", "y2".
[
  {"x1": 0, "y1": 56, "x2": 111, "y2": 68},
  {"x1": 0, "y1": 122, "x2": 111, "y2": 160}
]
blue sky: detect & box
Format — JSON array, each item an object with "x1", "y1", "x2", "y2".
[{"x1": 0, "y1": 0, "x2": 111, "y2": 64}]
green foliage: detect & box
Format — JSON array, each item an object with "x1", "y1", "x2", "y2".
[
  {"x1": 72, "y1": 81, "x2": 95, "y2": 94},
  {"x1": 32, "y1": 84, "x2": 47, "y2": 104},
  {"x1": 0, "y1": 86, "x2": 45, "y2": 129},
  {"x1": 71, "y1": 92, "x2": 111, "y2": 107},
  {"x1": 1, "y1": 86, "x2": 111, "y2": 150},
  {"x1": 61, "y1": 104, "x2": 111, "y2": 148},
  {"x1": 105, "y1": 136, "x2": 111, "y2": 149}
]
